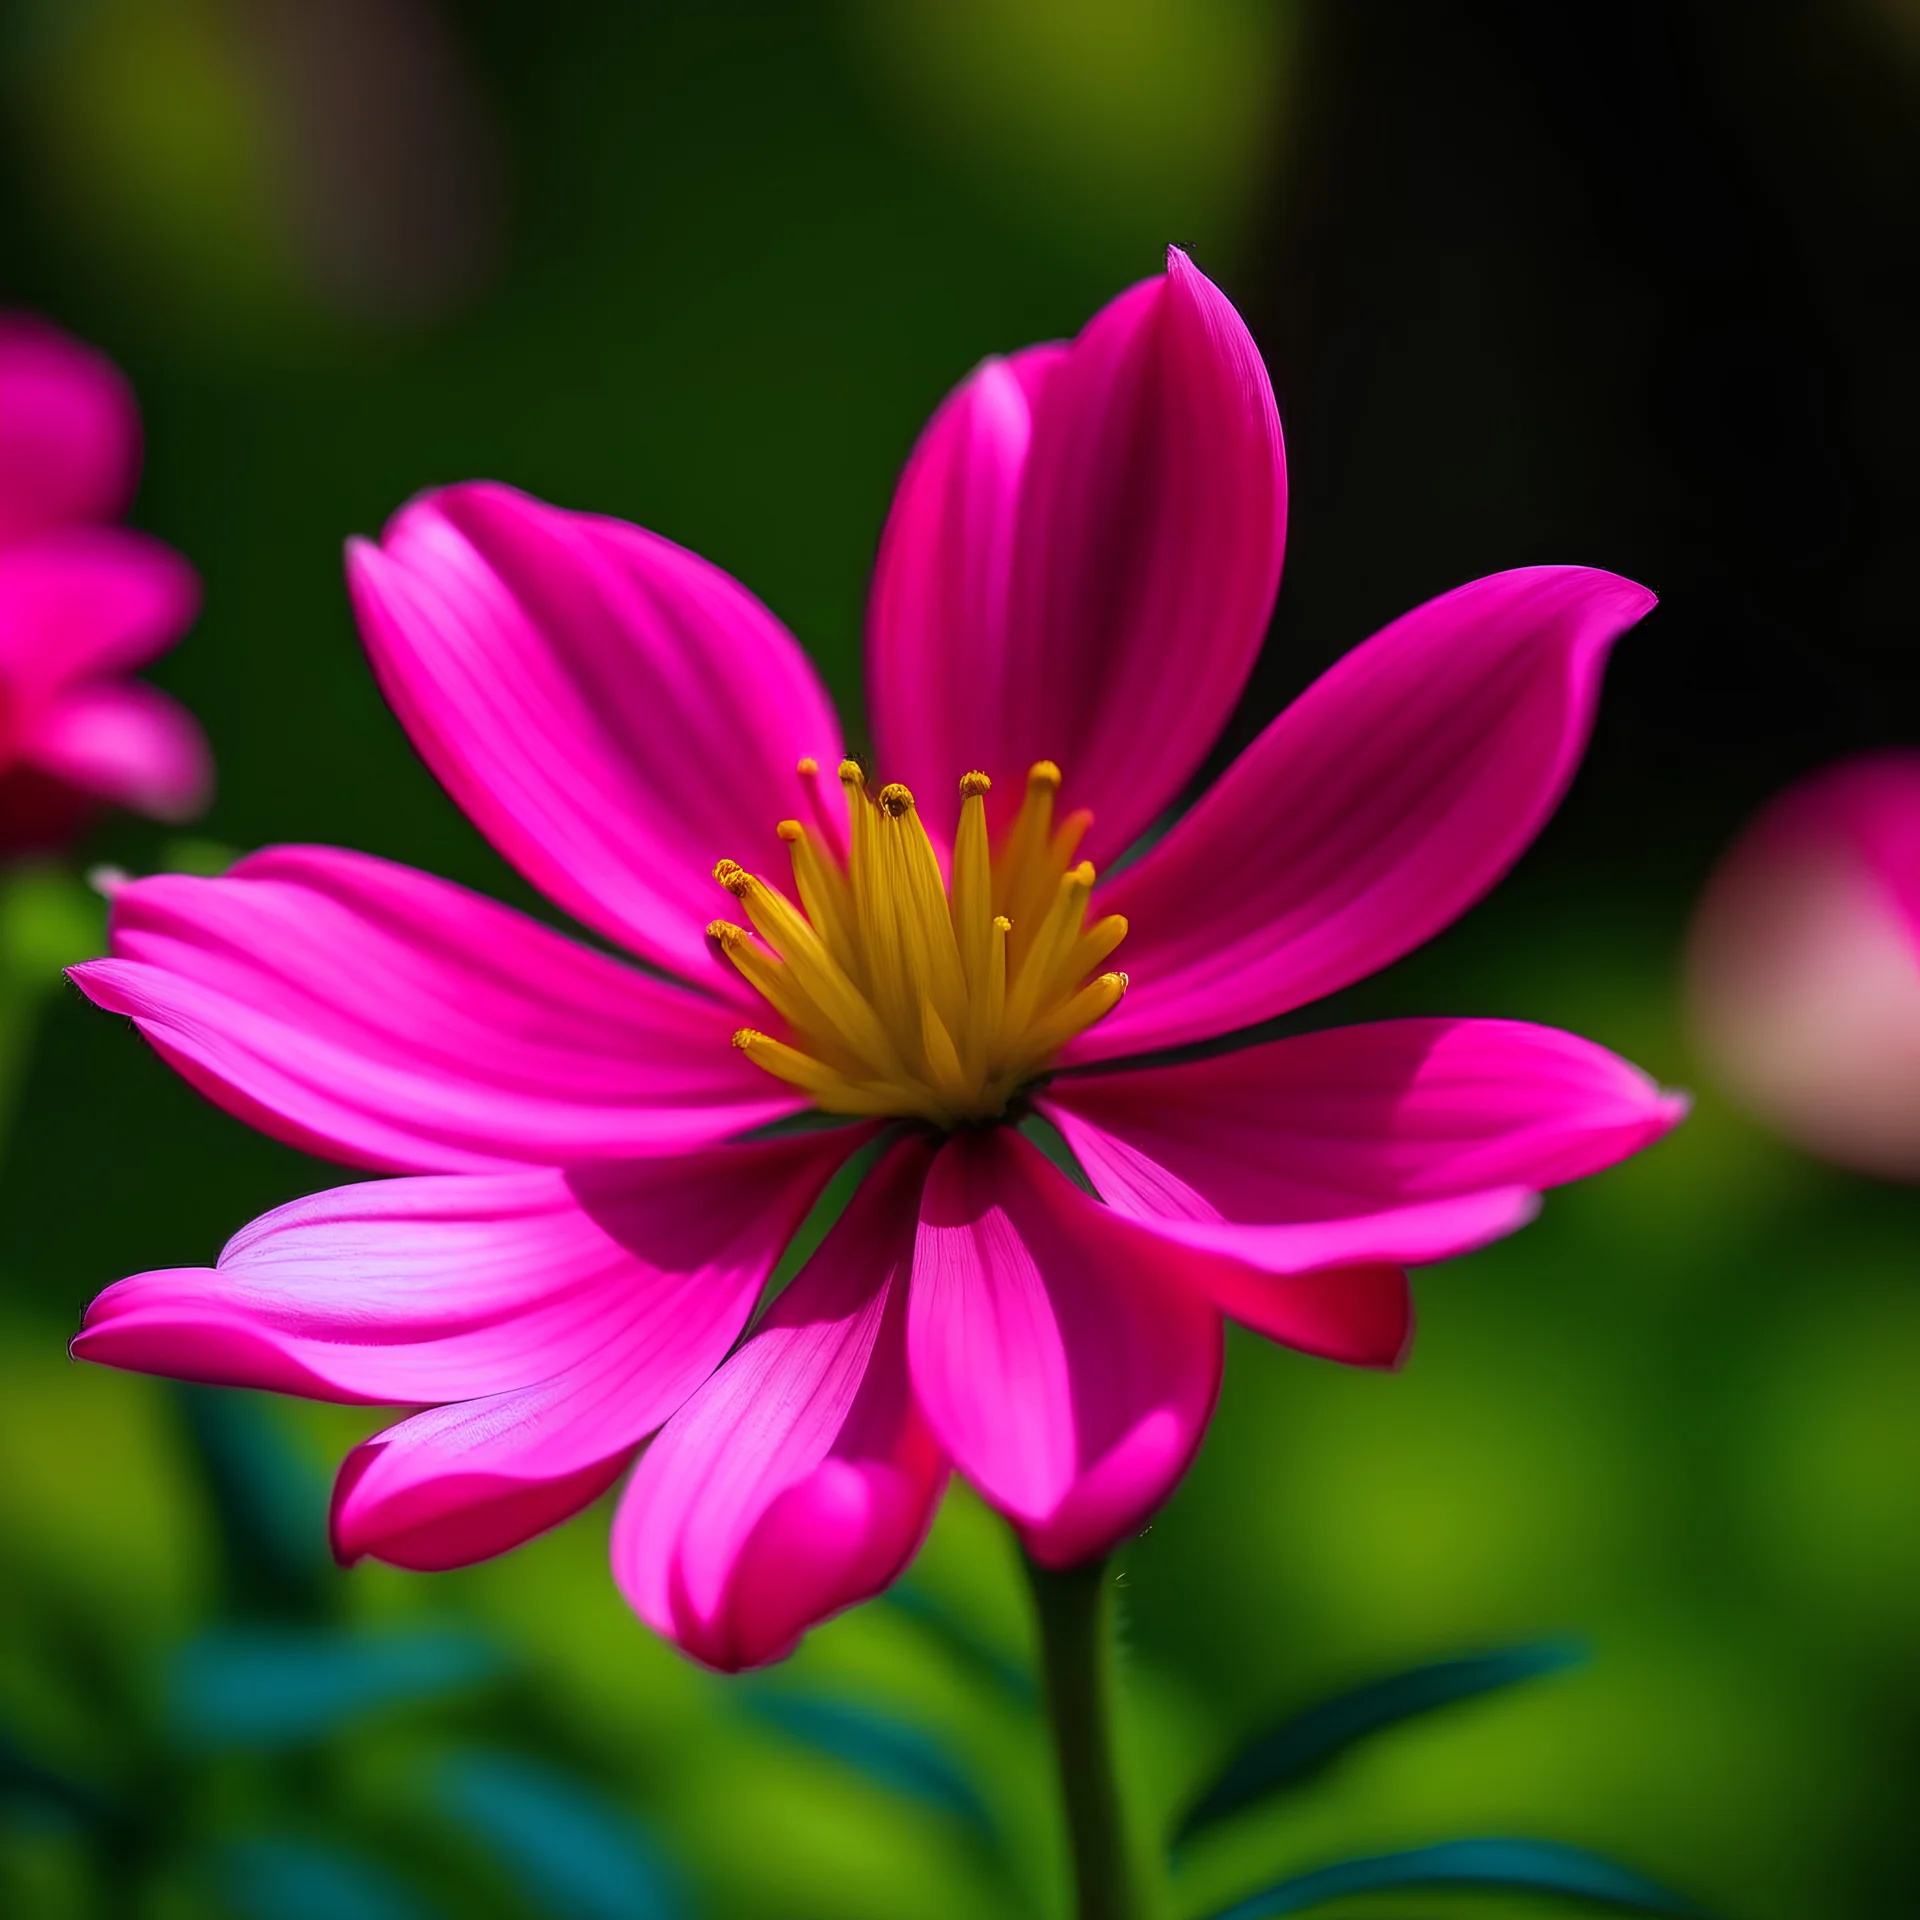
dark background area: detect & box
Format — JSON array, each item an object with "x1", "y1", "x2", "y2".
[{"x1": 3, "y1": 3, "x2": 1917, "y2": 1915}]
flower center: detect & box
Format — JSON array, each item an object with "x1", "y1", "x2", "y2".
[{"x1": 711, "y1": 759, "x2": 1127, "y2": 1127}]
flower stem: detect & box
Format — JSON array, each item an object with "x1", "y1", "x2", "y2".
[{"x1": 1023, "y1": 1550, "x2": 1144, "y2": 1920}]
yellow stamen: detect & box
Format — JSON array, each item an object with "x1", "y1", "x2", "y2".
[
  {"x1": 717, "y1": 759, "x2": 1125, "y2": 1125},
  {"x1": 1003, "y1": 861, "x2": 1096, "y2": 1039},
  {"x1": 1022, "y1": 972, "x2": 1128, "y2": 1060},
  {"x1": 998, "y1": 762, "x2": 1071, "y2": 972},
  {"x1": 731, "y1": 1030, "x2": 919, "y2": 1118},
  {"x1": 778, "y1": 819, "x2": 859, "y2": 979},
  {"x1": 951, "y1": 773, "x2": 994, "y2": 1063}
]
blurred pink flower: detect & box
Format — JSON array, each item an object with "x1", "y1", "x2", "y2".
[
  {"x1": 0, "y1": 316, "x2": 211, "y2": 848},
  {"x1": 1689, "y1": 752, "x2": 1920, "y2": 1177},
  {"x1": 71, "y1": 250, "x2": 1678, "y2": 1668}
]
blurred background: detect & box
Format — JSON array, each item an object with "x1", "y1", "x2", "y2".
[{"x1": 3, "y1": 1, "x2": 1918, "y2": 1914}]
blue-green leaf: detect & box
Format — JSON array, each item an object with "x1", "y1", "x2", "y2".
[
  {"x1": 175, "y1": 1385, "x2": 333, "y2": 1612},
  {"x1": 743, "y1": 1691, "x2": 995, "y2": 1837},
  {"x1": 1197, "y1": 1837, "x2": 1703, "y2": 1918},
  {"x1": 168, "y1": 1626, "x2": 501, "y2": 1748},
  {"x1": 1175, "y1": 1640, "x2": 1584, "y2": 1845},
  {"x1": 218, "y1": 1838, "x2": 437, "y2": 1920},
  {"x1": 436, "y1": 1751, "x2": 687, "y2": 1920}
]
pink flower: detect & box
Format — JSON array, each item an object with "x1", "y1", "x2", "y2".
[
  {"x1": 1689, "y1": 752, "x2": 1920, "y2": 1177},
  {"x1": 71, "y1": 250, "x2": 1679, "y2": 1669},
  {"x1": 0, "y1": 316, "x2": 211, "y2": 847}
]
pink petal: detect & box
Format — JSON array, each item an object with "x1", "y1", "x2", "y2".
[
  {"x1": 867, "y1": 249, "x2": 1284, "y2": 859},
  {"x1": 70, "y1": 844, "x2": 801, "y2": 1174},
  {"x1": 348, "y1": 482, "x2": 843, "y2": 989},
  {"x1": 0, "y1": 529, "x2": 199, "y2": 702},
  {"x1": 22, "y1": 680, "x2": 212, "y2": 820},
  {"x1": 321, "y1": 1137, "x2": 868, "y2": 1570},
  {"x1": 1043, "y1": 1018, "x2": 1680, "y2": 1360},
  {"x1": 1046, "y1": 1017, "x2": 1681, "y2": 1223},
  {"x1": 909, "y1": 1127, "x2": 1221, "y2": 1568},
  {"x1": 1074, "y1": 567, "x2": 1657, "y2": 1062},
  {"x1": 0, "y1": 315, "x2": 141, "y2": 543},
  {"x1": 1688, "y1": 751, "x2": 1920, "y2": 1177},
  {"x1": 614, "y1": 1137, "x2": 945, "y2": 1669},
  {"x1": 73, "y1": 1128, "x2": 866, "y2": 1406}
]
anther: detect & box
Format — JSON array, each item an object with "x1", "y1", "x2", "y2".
[
  {"x1": 878, "y1": 782, "x2": 915, "y2": 817},
  {"x1": 959, "y1": 770, "x2": 993, "y2": 798},
  {"x1": 838, "y1": 758, "x2": 866, "y2": 788},
  {"x1": 706, "y1": 920, "x2": 747, "y2": 950},
  {"x1": 732, "y1": 1029, "x2": 766, "y2": 1050},
  {"x1": 1027, "y1": 761, "x2": 1062, "y2": 792},
  {"x1": 993, "y1": 914, "x2": 1013, "y2": 933},
  {"x1": 712, "y1": 860, "x2": 753, "y2": 899},
  {"x1": 777, "y1": 820, "x2": 803, "y2": 842},
  {"x1": 796, "y1": 756, "x2": 819, "y2": 777}
]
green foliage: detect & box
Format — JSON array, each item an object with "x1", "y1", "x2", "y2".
[
  {"x1": 1174, "y1": 1640, "x2": 1586, "y2": 1847},
  {"x1": 1197, "y1": 1838, "x2": 1701, "y2": 1919}
]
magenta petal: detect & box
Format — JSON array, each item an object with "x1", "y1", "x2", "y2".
[
  {"x1": 0, "y1": 530, "x2": 199, "y2": 700},
  {"x1": 909, "y1": 1127, "x2": 1221, "y2": 1568},
  {"x1": 331, "y1": 1411, "x2": 629, "y2": 1571},
  {"x1": 73, "y1": 1129, "x2": 866, "y2": 1405},
  {"x1": 348, "y1": 482, "x2": 843, "y2": 988},
  {"x1": 0, "y1": 316, "x2": 141, "y2": 543},
  {"x1": 23, "y1": 681, "x2": 212, "y2": 819},
  {"x1": 1189, "y1": 1262, "x2": 1414, "y2": 1370},
  {"x1": 310, "y1": 1138, "x2": 865, "y2": 1572},
  {"x1": 1075, "y1": 567, "x2": 1656, "y2": 1061},
  {"x1": 1046, "y1": 1017, "x2": 1681, "y2": 1225},
  {"x1": 70, "y1": 844, "x2": 801, "y2": 1173},
  {"x1": 1042, "y1": 1017, "x2": 1682, "y2": 1363},
  {"x1": 614, "y1": 1137, "x2": 945, "y2": 1670},
  {"x1": 867, "y1": 250, "x2": 1284, "y2": 858}
]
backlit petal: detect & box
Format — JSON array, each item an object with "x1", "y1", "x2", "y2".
[
  {"x1": 910, "y1": 1127, "x2": 1221, "y2": 1567},
  {"x1": 348, "y1": 482, "x2": 842, "y2": 988},
  {"x1": 1044, "y1": 1018, "x2": 1679, "y2": 1360},
  {"x1": 71, "y1": 845, "x2": 799, "y2": 1173},
  {"x1": 1075, "y1": 567, "x2": 1655, "y2": 1061},
  {"x1": 868, "y1": 249, "x2": 1284, "y2": 860},
  {"x1": 615, "y1": 1138, "x2": 944, "y2": 1669},
  {"x1": 73, "y1": 1130, "x2": 866, "y2": 1406},
  {"x1": 320, "y1": 1136, "x2": 868, "y2": 1570}
]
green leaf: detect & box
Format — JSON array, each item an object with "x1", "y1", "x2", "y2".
[
  {"x1": 0, "y1": 1724, "x2": 118, "y2": 1829},
  {"x1": 743, "y1": 1690, "x2": 996, "y2": 1838},
  {"x1": 0, "y1": 865, "x2": 106, "y2": 987},
  {"x1": 1175, "y1": 1639, "x2": 1584, "y2": 1846},
  {"x1": 218, "y1": 1838, "x2": 439, "y2": 1920},
  {"x1": 436, "y1": 1751, "x2": 688, "y2": 1920},
  {"x1": 1195, "y1": 1838, "x2": 1703, "y2": 1919},
  {"x1": 880, "y1": 1578, "x2": 1036, "y2": 1704},
  {"x1": 174, "y1": 1385, "x2": 334, "y2": 1615},
  {"x1": 168, "y1": 1626, "x2": 501, "y2": 1749}
]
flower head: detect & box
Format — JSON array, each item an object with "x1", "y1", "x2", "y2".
[
  {"x1": 71, "y1": 250, "x2": 1679, "y2": 1668},
  {"x1": 1689, "y1": 752, "x2": 1920, "y2": 1177},
  {"x1": 0, "y1": 315, "x2": 210, "y2": 848}
]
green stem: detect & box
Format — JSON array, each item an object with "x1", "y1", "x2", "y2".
[{"x1": 1023, "y1": 1551, "x2": 1144, "y2": 1920}]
